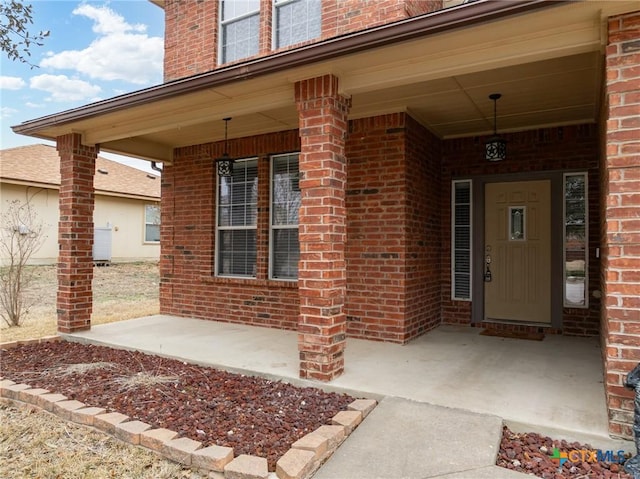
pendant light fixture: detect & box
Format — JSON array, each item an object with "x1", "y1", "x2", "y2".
[
  {"x1": 485, "y1": 93, "x2": 506, "y2": 162},
  {"x1": 215, "y1": 117, "x2": 233, "y2": 177}
]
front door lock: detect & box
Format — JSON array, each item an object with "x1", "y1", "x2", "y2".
[{"x1": 484, "y1": 250, "x2": 492, "y2": 282}]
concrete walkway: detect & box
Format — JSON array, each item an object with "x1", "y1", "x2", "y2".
[
  {"x1": 66, "y1": 315, "x2": 634, "y2": 478},
  {"x1": 314, "y1": 396, "x2": 525, "y2": 479}
]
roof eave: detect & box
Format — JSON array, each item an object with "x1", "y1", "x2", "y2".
[{"x1": 11, "y1": 0, "x2": 562, "y2": 137}]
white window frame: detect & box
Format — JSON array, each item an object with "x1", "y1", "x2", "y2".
[
  {"x1": 215, "y1": 157, "x2": 259, "y2": 278},
  {"x1": 269, "y1": 152, "x2": 300, "y2": 281},
  {"x1": 219, "y1": 0, "x2": 260, "y2": 64},
  {"x1": 563, "y1": 172, "x2": 589, "y2": 308},
  {"x1": 144, "y1": 204, "x2": 160, "y2": 243},
  {"x1": 273, "y1": 0, "x2": 321, "y2": 49},
  {"x1": 451, "y1": 180, "x2": 472, "y2": 301}
]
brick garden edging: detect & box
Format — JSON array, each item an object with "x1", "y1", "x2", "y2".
[{"x1": 0, "y1": 337, "x2": 377, "y2": 479}]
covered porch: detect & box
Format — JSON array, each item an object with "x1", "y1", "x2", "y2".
[
  {"x1": 11, "y1": 0, "x2": 640, "y2": 439},
  {"x1": 66, "y1": 314, "x2": 612, "y2": 443}
]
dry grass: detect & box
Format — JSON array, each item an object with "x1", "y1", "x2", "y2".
[
  {"x1": 57, "y1": 362, "x2": 117, "y2": 377},
  {"x1": 0, "y1": 262, "x2": 159, "y2": 342},
  {"x1": 113, "y1": 371, "x2": 179, "y2": 391},
  {"x1": 0, "y1": 401, "x2": 207, "y2": 479}
]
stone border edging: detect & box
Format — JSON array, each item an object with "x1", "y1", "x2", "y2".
[{"x1": 0, "y1": 337, "x2": 377, "y2": 479}]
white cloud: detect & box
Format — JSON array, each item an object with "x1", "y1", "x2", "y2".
[
  {"x1": 73, "y1": 3, "x2": 147, "y2": 35},
  {"x1": 40, "y1": 4, "x2": 163, "y2": 85},
  {"x1": 25, "y1": 102, "x2": 44, "y2": 108},
  {"x1": 1, "y1": 107, "x2": 18, "y2": 119},
  {"x1": 0, "y1": 76, "x2": 26, "y2": 90},
  {"x1": 30, "y1": 74, "x2": 102, "y2": 102}
]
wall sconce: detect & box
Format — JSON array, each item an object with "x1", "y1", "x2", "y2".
[
  {"x1": 485, "y1": 93, "x2": 506, "y2": 162},
  {"x1": 215, "y1": 117, "x2": 233, "y2": 177}
]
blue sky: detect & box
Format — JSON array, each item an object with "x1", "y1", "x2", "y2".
[{"x1": 1, "y1": 0, "x2": 165, "y2": 172}]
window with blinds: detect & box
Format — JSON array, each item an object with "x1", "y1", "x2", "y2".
[
  {"x1": 275, "y1": 0, "x2": 321, "y2": 49},
  {"x1": 216, "y1": 158, "x2": 258, "y2": 277},
  {"x1": 220, "y1": 0, "x2": 259, "y2": 64},
  {"x1": 144, "y1": 204, "x2": 160, "y2": 243},
  {"x1": 452, "y1": 180, "x2": 472, "y2": 300},
  {"x1": 271, "y1": 153, "x2": 300, "y2": 280}
]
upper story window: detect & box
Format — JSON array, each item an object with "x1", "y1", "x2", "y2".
[
  {"x1": 144, "y1": 204, "x2": 161, "y2": 243},
  {"x1": 274, "y1": 0, "x2": 321, "y2": 49},
  {"x1": 220, "y1": 0, "x2": 260, "y2": 64},
  {"x1": 216, "y1": 158, "x2": 259, "y2": 277}
]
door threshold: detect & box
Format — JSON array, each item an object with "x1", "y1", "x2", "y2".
[{"x1": 482, "y1": 318, "x2": 553, "y2": 328}]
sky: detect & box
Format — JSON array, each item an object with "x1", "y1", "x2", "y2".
[{"x1": 1, "y1": 0, "x2": 165, "y2": 173}]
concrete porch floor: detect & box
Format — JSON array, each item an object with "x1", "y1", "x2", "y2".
[{"x1": 67, "y1": 315, "x2": 620, "y2": 447}]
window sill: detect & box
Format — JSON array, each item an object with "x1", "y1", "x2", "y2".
[{"x1": 200, "y1": 276, "x2": 298, "y2": 289}]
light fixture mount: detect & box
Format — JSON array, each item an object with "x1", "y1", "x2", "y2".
[
  {"x1": 216, "y1": 117, "x2": 234, "y2": 177},
  {"x1": 485, "y1": 93, "x2": 506, "y2": 162}
]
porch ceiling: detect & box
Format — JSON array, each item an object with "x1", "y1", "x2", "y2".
[{"x1": 12, "y1": 0, "x2": 638, "y2": 163}]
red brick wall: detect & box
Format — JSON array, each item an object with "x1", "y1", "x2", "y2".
[
  {"x1": 159, "y1": 131, "x2": 301, "y2": 330},
  {"x1": 345, "y1": 113, "x2": 442, "y2": 343},
  {"x1": 602, "y1": 10, "x2": 640, "y2": 440},
  {"x1": 163, "y1": 0, "x2": 444, "y2": 81},
  {"x1": 56, "y1": 133, "x2": 98, "y2": 333},
  {"x1": 163, "y1": 0, "x2": 218, "y2": 82},
  {"x1": 345, "y1": 114, "x2": 408, "y2": 342},
  {"x1": 441, "y1": 125, "x2": 601, "y2": 336},
  {"x1": 160, "y1": 112, "x2": 443, "y2": 344},
  {"x1": 295, "y1": 74, "x2": 351, "y2": 380},
  {"x1": 405, "y1": 116, "x2": 442, "y2": 340}
]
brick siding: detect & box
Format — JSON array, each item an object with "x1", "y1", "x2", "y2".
[
  {"x1": 56, "y1": 133, "x2": 98, "y2": 333},
  {"x1": 602, "y1": 11, "x2": 640, "y2": 440},
  {"x1": 345, "y1": 114, "x2": 442, "y2": 343},
  {"x1": 295, "y1": 75, "x2": 351, "y2": 380},
  {"x1": 159, "y1": 131, "x2": 302, "y2": 330},
  {"x1": 163, "y1": 0, "x2": 443, "y2": 81}
]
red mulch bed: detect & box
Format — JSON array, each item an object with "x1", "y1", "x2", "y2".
[
  {"x1": 0, "y1": 341, "x2": 355, "y2": 471},
  {"x1": 498, "y1": 426, "x2": 633, "y2": 479}
]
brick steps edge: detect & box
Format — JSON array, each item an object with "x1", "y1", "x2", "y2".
[{"x1": 0, "y1": 337, "x2": 377, "y2": 479}]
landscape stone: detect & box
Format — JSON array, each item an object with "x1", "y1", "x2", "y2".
[
  {"x1": 192, "y1": 444, "x2": 234, "y2": 471},
  {"x1": 17, "y1": 387, "x2": 49, "y2": 405},
  {"x1": 36, "y1": 393, "x2": 68, "y2": 411},
  {"x1": 0, "y1": 379, "x2": 16, "y2": 392},
  {"x1": 313, "y1": 425, "x2": 345, "y2": 450},
  {"x1": 70, "y1": 406, "x2": 107, "y2": 426},
  {"x1": 348, "y1": 398, "x2": 377, "y2": 418},
  {"x1": 52, "y1": 399, "x2": 86, "y2": 420},
  {"x1": 331, "y1": 410, "x2": 362, "y2": 434},
  {"x1": 140, "y1": 428, "x2": 179, "y2": 451},
  {"x1": 162, "y1": 437, "x2": 202, "y2": 465},
  {"x1": 93, "y1": 412, "x2": 130, "y2": 434},
  {"x1": 3, "y1": 383, "x2": 31, "y2": 400},
  {"x1": 115, "y1": 420, "x2": 152, "y2": 444},
  {"x1": 291, "y1": 431, "x2": 329, "y2": 460},
  {"x1": 224, "y1": 454, "x2": 269, "y2": 479},
  {"x1": 276, "y1": 448, "x2": 316, "y2": 479}
]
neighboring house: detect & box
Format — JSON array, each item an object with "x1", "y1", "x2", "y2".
[
  {"x1": 10, "y1": 0, "x2": 639, "y2": 438},
  {"x1": 0, "y1": 144, "x2": 160, "y2": 264}
]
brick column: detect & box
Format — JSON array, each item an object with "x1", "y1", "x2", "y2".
[
  {"x1": 56, "y1": 133, "x2": 98, "y2": 333},
  {"x1": 602, "y1": 11, "x2": 640, "y2": 439},
  {"x1": 295, "y1": 74, "x2": 351, "y2": 381}
]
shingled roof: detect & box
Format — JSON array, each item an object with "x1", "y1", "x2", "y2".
[{"x1": 0, "y1": 144, "x2": 160, "y2": 200}]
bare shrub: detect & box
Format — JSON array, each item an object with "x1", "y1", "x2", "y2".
[{"x1": 0, "y1": 199, "x2": 47, "y2": 327}]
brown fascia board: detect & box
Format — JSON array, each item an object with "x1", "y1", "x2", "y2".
[{"x1": 12, "y1": 0, "x2": 562, "y2": 136}]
